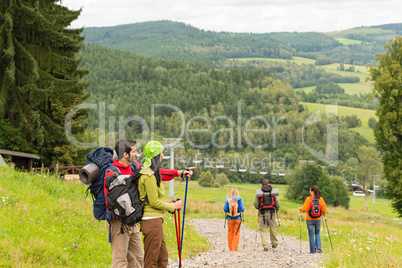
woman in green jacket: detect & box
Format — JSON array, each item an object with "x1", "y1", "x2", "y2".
[{"x1": 138, "y1": 141, "x2": 182, "y2": 267}]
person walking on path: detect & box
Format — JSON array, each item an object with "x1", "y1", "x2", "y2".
[
  {"x1": 299, "y1": 186, "x2": 327, "y2": 254},
  {"x1": 253, "y1": 179, "x2": 280, "y2": 251},
  {"x1": 138, "y1": 141, "x2": 184, "y2": 267},
  {"x1": 223, "y1": 188, "x2": 245, "y2": 251}
]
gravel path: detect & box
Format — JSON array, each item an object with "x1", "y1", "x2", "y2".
[{"x1": 168, "y1": 218, "x2": 323, "y2": 268}]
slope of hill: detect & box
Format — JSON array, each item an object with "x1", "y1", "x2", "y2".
[
  {"x1": 83, "y1": 20, "x2": 293, "y2": 63},
  {"x1": 82, "y1": 20, "x2": 402, "y2": 66},
  {"x1": 0, "y1": 166, "x2": 207, "y2": 267}
]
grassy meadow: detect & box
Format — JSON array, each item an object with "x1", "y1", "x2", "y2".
[
  {"x1": 172, "y1": 180, "x2": 401, "y2": 268},
  {"x1": 234, "y1": 56, "x2": 374, "y2": 96},
  {"x1": 334, "y1": 38, "x2": 363, "y2": 46},
  {"x1": 1, "y1": 166, "x2": 400, "y2": 267},
  {"x1": 299, "y1": 102, "x2": 376, "y2": 143},
  {"x1": 0, "y1": 166, "x2": 207, "y2": 267}
]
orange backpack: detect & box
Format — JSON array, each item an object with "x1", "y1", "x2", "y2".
[{"x1": 228, "y1": 198, "x2": 241, "y2": 217}]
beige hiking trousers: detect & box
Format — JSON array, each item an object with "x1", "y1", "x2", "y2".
[{"x1": 259, "y1": 213, "x2": 278, "y2": 248}]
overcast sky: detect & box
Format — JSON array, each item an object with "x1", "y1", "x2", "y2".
[{"x1": 62, "y1": 0, "x2": 402, "y2": 33}]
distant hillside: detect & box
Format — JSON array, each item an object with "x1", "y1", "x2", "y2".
[
  {"x1": 82, "y1": 20, "x2": 402, "y2": 65},
  {"x1": 77, "y1": 44, "x2": 370, "y2": 173},
  {"x1": 83, "y1": 20, "x2": 294, "y2": 63}
]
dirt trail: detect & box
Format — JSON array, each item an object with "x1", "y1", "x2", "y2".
[{"x1": 168, "y1": 218, "x2": 324, "y2": 268}]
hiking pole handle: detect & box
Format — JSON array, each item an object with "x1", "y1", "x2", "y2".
[
  {"x1": 180, "y1": 168, "x2": 190, "y2": 181},
  {"x1": 170, "y1": 198, "x2": 182, "y2": 214}
]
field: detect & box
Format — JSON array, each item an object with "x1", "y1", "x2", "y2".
[
  {"x1": 172, "y1": 180, "x2": 401, "y2": 268},
  {"x1": 233, "y1": 56, "x2": 316, "y2": 66},
  {"x1": 234, "y1": 56, "x2": 373, "y2": 95},
  {"x1": 1, "y1": 167, "x2": 400, "y2": 267},
  {"x1": 334, "y1": 38, "x2": 363, "y2": 46},
  {"x1": 299, "y1": 102, "x2": 376, "y2": 143}
]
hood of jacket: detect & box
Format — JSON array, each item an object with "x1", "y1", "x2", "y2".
[
  {"x1": 229, "y1": 195, "x2": 242, "y2": 201},
  {"x1": 261, "y1": 185, "x2": 272, "y2": 192}
]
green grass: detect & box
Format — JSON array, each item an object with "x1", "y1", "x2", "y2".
[
  {"x1": 233, "y1": 56, "x2": 316, "y2": 65},
  {"x1": 337, "y1": 82, "x2": 372, "y2": 95},
  {"x1": 294, "y1": 86, "x2": 315, "y2": 94},
  {"x1": 299, "y1": 102, "x2": 376, "y2": 143},
  {"x1": 0, "y1": 167, "x2": 208, "y2": 267},
  {"x1": 323, "y1": 68, "x2": 369, "y2": 82},
  {"x1": 172, "y1": 180, "x2": 401, "y2": 268},
  {"x1": 335, "y1": 38, "x2": 363, "y2": 45},
  {"x1": 2, "y1": 167, "x2": 400, "y2": 267},
  {"x1": 234, "y1": 57, "x2": 373, "y2": 96}
]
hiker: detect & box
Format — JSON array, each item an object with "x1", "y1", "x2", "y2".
[
  {"x1": 299, "y1": 186, "x2": 327, "y2": 254},
  {"x1": 253, "y1": 179, "x2": 280, "y2": 251},
  {"x1": 223, "y1": 188, "x2": 245, "y2": 251},
  {"x1": 103, "y1": 139, "x2": 192, "y2": 268},
  {"x1": 138, "y1": 141, "x2": 184, "y2": 267}
]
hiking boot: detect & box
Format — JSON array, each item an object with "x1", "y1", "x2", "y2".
[
  {"x1": 317, "y1": 249, "x2": 322, "y2": 253},
  {"x1": 272, "y1": 244, "x2": 278, "y2": 248},
  {"x1": 264, "y1": 247, "x2": 269, "y2": 251}
]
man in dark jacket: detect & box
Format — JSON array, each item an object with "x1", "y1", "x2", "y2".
[{"x1": 253, "y1": 179, "x2": 280, "y2": 251}]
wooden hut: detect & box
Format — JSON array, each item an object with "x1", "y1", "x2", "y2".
[{"x1": 0, "y1": 149, "x2": 40, "y2": 171}]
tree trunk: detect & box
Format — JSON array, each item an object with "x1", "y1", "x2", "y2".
[{"x1": 365, "y1": 191, "x2": 368, "y2": 209}]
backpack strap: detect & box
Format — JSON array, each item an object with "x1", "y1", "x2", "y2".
[{"x1": 106, "y1": 165, "x2": 121, "y2": 176}]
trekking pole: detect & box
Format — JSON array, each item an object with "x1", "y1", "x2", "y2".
[
  {"x1": 224, "y1": 212, "x2": 227, "y2": 228},
  {"x1": 276, "y1": 209, "x2": 284, "y2": 243},
  {"x1": 243, "y1": 212, "x2": 246, "y2": 249},
  {"x1": 324, "y1": 215, "x2": 334, "y2": 251},
  {"x1": 180, "y1": 174, "x2": 190, "y2": 266},
  {"x1": 299, "y1": 211, "x2": 302, "y2": 255},
  {"x1": 172, "y1": 199, "x2": 182, "y2": 267}
]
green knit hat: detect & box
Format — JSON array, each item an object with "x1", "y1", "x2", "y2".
[{"x1": 142, "y1": 141, "x2": 164, "y2": 168}]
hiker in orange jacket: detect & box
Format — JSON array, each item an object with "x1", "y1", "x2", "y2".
[
  {"x1": 223, "y1": 188, "x2": 245, "y2": 251},
  {"x1": 299, "y1": 186, "x2": 327, "y2": 254}
]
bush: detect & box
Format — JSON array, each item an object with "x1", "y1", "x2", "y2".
[
  {"x1": 341, "y1": 115, "x2": 362, "y2": 128},
  {"x1": 376, "y1": 179, "x2": 388, "y2": 198},
  {"x1": 368, "y1": 117, "x2": 377, "y2": 129},
  {"x1": 331, "y1": 176, "x2": 350, "y2": 208},
  {"x1": 286, "y1": 163, "x2": 323, "y2": 201},
  {"x1": 317, "y1": 173, "x2": 336, "y2": 205},
  {"x1": 198, "y1": 171, "x2": 215, "y2": 187},
  {"x1": 315, "y1": 82, "x2": 345, "y2": 94},
  {"x1": 215, "y1": 173, "x2": 230, "y2": 186}
]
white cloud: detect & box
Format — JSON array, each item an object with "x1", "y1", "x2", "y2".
[{"x1": 62, "y1": 0, "x2": 402, "y2": 33}]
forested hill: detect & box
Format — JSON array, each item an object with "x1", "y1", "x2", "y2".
[
  {"x1": 79, "y1": 44, "x2": 369, "y2": 182},
  {"x1": 82, "y1": 20, "x2": 402, "y2": 65},
  {"x1": 82, "y1": 20, "x2": 293, "y2": 63}
]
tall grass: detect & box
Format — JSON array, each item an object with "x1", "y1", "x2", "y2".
[
  {"x1": 1, "y1": 167, "x2": 400, "y2": 267},
  {"x1": 172, "y1": 180, "x2": 401, "y2": 268},
  {"x1": 300, "y1": 102, "x2": 376, "y2": 143},
  {"x1": 0, "y1": 167, "x2": 207, "y2": 267}
]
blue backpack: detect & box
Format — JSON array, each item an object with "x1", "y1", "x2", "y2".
[{"x1": 85, "y1": 147, "x2": 120, "y2": 222}]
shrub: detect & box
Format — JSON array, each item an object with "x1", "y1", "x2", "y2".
[
  {"x1": 198, "y1": 171, "x2": 215, "y2": 187},
  {"x1": 317, "y1": 173, "x2": 336, "y2": 205},
  {"x1": 331, "y1": 176, "x2": 350, "y2": 208},
  {"x1": 341, "y1": 115, "x2": 362, "y2": 128},
  {"x1": 215, "y1": 173, "x2": 230, "y2": 186},
  {"x1": 368, "y1": 117, "x2": 377, "y2": 129}
]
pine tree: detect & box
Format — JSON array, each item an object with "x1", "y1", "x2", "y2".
[{"x1": 0, "y1": 1, "x2": 88, "y2": 165}]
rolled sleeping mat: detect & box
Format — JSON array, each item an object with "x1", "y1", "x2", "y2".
[
  {"x1": 79, "y1": 162, "x2": 100, "y2": 185},
  {"x1": 256, "y1": 188, "x2": 279, "y2": 197},
  {"x1": 79, "y1": 150, "x2": 119, "y2": 184}
]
